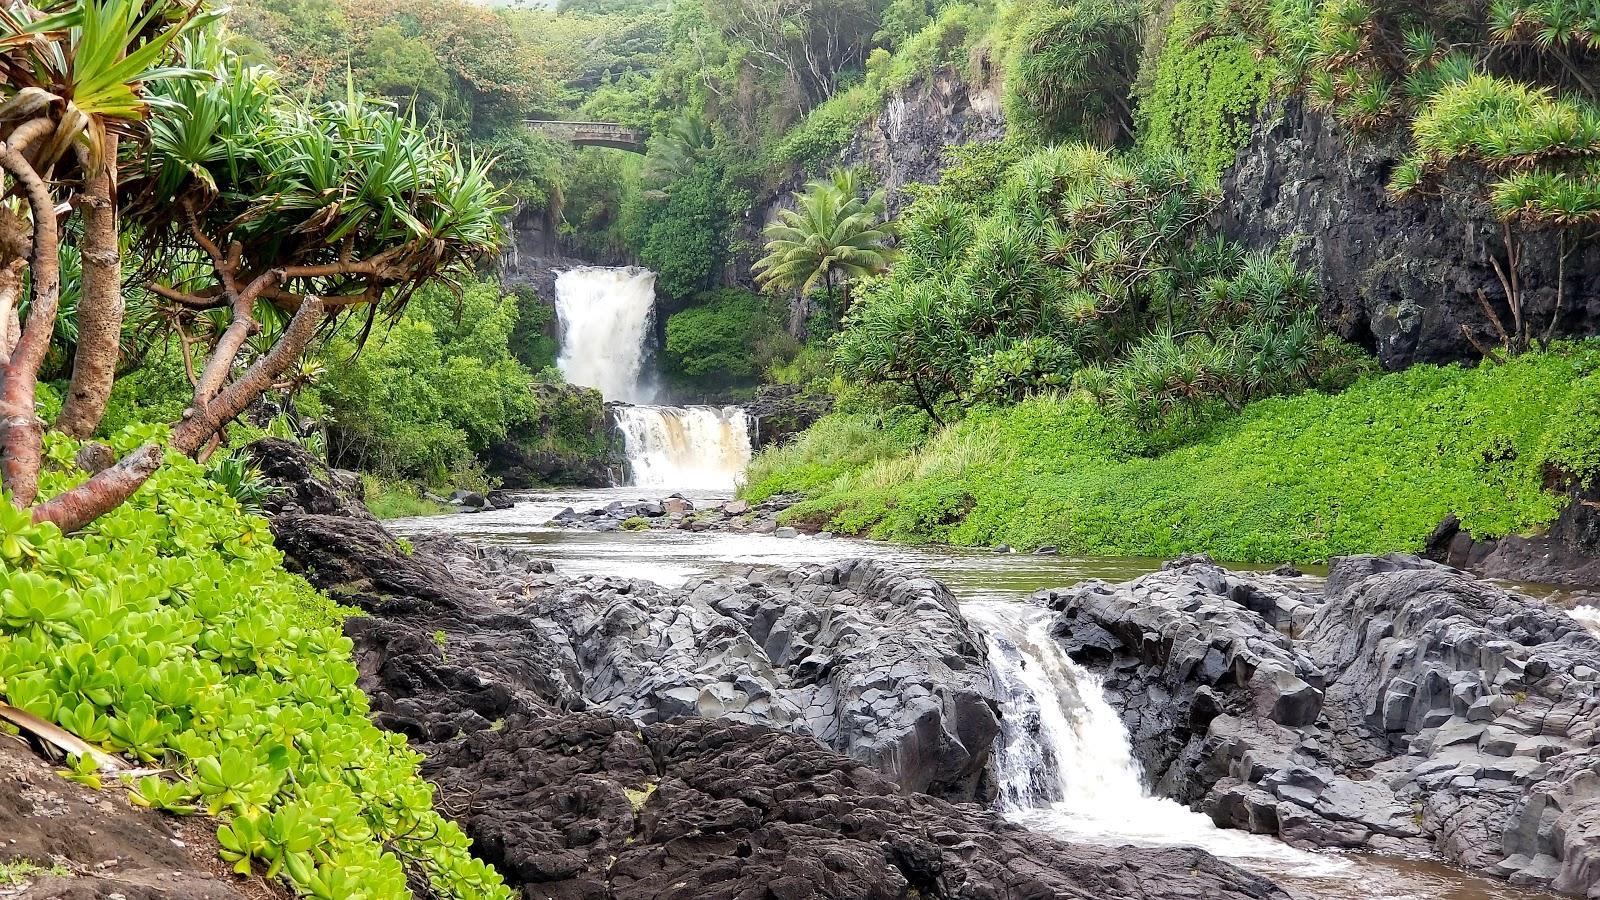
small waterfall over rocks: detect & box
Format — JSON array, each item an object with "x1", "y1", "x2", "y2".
[
  {"x1": 554, "y1": 266, "x2": 752, "y2": 489},
  {"x1": 965, "y1": 601, "x2": 1337, "y2": 865},
  {"x1": 612, "y1": 405, "x2": 752, "y2": 492}
]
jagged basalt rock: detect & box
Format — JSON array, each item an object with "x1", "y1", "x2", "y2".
[
  {"x1": 1043, "y1": 553, "x2": 1600, "y2": 894},
  {"x1": 539, "y1": 558, "x2": 1001, "y2": 799},
  {"x1": 251, "y1": 438, "x2": 1290, "y2": 900}
]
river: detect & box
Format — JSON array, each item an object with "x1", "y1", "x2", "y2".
[{"x1": 393, "y1": 486, "x2": 1589, "y2": 900}]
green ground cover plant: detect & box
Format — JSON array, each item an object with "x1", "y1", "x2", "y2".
[
  {"x1": 747, "y1": 345, "x2": 1600, "y2": 562},
  {"x1": 0, "y1": 428, "x2": 509, "y2": 900}
]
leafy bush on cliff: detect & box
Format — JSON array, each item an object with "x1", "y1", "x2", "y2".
[
  {"x1": 834, "y1": 143, "x2": 1355, "y2": 426},
  {"x1": 1136, "y1": 0, "x2": 1274, "y2": 181},
  {"x1": 1000, "y1": 0, "x2": 1144, "y2": 143},
  {"x1": 0, "y1": 430, "x2": 508, "y2": 899},
  {"x1": 749, "y1": 345, "x2": 1600, "y2": 562},
  {"x1": 665, "y1": 290, "x2": 787, "y2": 382}
]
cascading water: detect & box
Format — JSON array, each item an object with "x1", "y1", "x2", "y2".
[
  {"x1": 613, "y1": 405, "x2": 752, "y2": 492},
  {"x1": 553, "y1": 266, "x2": 752, "y2": 489},
  {"x1": 554, "y1": 266, "x2": 659, "y2": 404},
  {"x1": 964, "y1": 601, "x2": 1350, "y2": 866}
]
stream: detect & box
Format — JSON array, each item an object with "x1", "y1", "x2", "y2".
[{"x1": 392, "y1": 487, "x2": 1592, "y2": 900}]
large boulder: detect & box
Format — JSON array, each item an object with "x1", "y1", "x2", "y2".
[
  {"x1": 1044, "y1": 554, "x2": 1600, "y2": 894},
  {"x1": 539, "y1": 559, "x2": 1001, "y2": 799}
]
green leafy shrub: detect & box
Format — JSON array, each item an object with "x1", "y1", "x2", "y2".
[
  {"x1": 754, "y1": 345, "x2": 1600, "y2": 561},
  {"x1": 664, "y1": 290, "x2": 786, "y2": 382},
  {"x1": 0, "y1": 429, "x2": 509, "y2": 899},
  {"x1": 1000, "y1": 0, "x2": 1144, "y2": 143},
  {"x1": 1136, "y1": 0, "x2": 1274, "y2": 181}
]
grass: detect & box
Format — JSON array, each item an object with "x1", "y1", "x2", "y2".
[
  {"x1": 0, "y1": 860, "x2": 70, "y2": 886},
  {"x1": 361, "y1": 475, "x2": 452, "y2": 520},
  {"x1": 746, "y1": 345, "x2": 1600, "y2": 563}
]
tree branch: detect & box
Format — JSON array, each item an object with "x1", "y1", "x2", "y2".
[{"x1": 173, "y1": 296, "x2": 325, "y2": 455}]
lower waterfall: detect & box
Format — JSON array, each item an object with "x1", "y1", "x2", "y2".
[
  {"x1": 965, "y1": 601, "x2": 1343, "y2": 864},
  {"x1": 613, "y1": 405, "x2": 752, "y2": 492}
]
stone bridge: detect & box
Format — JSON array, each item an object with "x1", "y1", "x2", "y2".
[{"x1": 526, "y1": 120, "x2": 645, "y2": 153}]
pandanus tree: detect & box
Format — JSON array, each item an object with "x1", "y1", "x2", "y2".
[
  {"x1": 753, "y1": 167, "x2": 894, "y2": 336},
  {"x1": 0, "y1": 6, "x2": 506, "y2": 532}
]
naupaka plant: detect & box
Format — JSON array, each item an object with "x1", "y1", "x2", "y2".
[{"x1": 0, "y1": 3, "x2": 506, "y2": 532}]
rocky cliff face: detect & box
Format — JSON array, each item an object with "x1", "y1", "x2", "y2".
[
  {"x1": 1220, "y1": 99, "x2": 1600, "y2": 369},
  {"x1": 736, "y1": 67, "x2": 1006, "y2": 287},
  {"x1": 1045, "y1": 554, "x2": 1600, "y2": 894}
]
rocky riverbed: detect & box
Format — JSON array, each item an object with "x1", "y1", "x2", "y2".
[
  {"x1": 1043, "y1": 554, "x2": 1600, "y2": 894},
  {"x1": 251, "y1": 439, "x2": 1290, "y2": 899},
  {"x1": 251, "y1": 440, "x2": 1600, "y2": 898}
]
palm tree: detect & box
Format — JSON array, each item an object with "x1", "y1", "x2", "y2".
[{"x1": 753, "y1": 167, "x2": 895, "y2": 336}]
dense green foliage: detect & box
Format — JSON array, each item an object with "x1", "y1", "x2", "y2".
[
  {"x1": 319, "y1": 281, "x2": 537, "y2": 483},
  {"x1": 748, "y1": 346, "x2": 1600, "y2": 561},
  {"x1": 755, "y1": 169, "x2": 895, "y2": 332},
  {"x1": 1, "y1": 432, "x2": 508, "y2": 899},
  {"x1": 835, "y1": 142, "x2": 1362, "y2": 426},
  {"x1": 1001, "y1": 0, "x2": 1143, "y2": 143},
  {"x1": 1136, "y1": 0, "x2": 1274, "y2": 181},
  {"x1": 664, "y1": 290, "x2": 787, "y2": 383}
]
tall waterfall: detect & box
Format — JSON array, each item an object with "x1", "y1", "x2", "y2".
[
  {"x1": 553, "y1": 266, "x2": 752, "y2": 490},
  {"x1": 614, "y1": 406, "x2": 752, "y2": 492},
  {"x1": 554, "y1": 266, "x2": 659, "y2": 404}
]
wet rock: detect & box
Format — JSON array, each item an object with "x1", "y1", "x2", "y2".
[
  {"x1": 722, "y1": 499, "x2": 750, "y2": 515},
  {"x1": 448, "y1": 490, "x2": 488, "y2": 510},
  {"x1": 774, "y1": 525, "x2": 798, "y2": 538},
  {"x1": 1044, "y1": 553, "x2": 1600, "y2": 894},
  {"x1": 663, "y1": 496, "x2": 693, "y2": 516},
  {"x1": 260, "y1": 438, "x2": 1289, "y2": 900},
  {"x1": 1221, "y1": 97, "x2": 1600, "y2": 370},
  {"x1": 486, "y1": 490, "x2": 516, "y2": 510}
]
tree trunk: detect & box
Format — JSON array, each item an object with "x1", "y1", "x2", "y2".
[
  {"x1": 911, "y1": 373, "x2": 945, "y2": 427},
  {"x1": 0, "y1": 141, "x2": 61, "y2": 509},
  {"x1": 58, "y1": 137, "x2": 122, "y2": 438}
]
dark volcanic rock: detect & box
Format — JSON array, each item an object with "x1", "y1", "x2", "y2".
[
  {"x1": 427, "y1": 713, "x2": 1287, "y2": 900},
  {"x1": 743, "y1": 384, "x2": 832, "y2": 449},
  {"x1": 1221, "y1": 98, "x2": 1600, "y2": 369},
  {"x1": 1425, "y1": 484, "x2": 1600, "y2": 588},
  {"x1": 255, "y1": 438, "x2": 1289, "y2": 900},
  {"x1": 1044, "y1": 554, "x2": 1600, "y2": 894},
  {"x1": 539, "y1": 558, "x2": 1001, "y2": 799}
]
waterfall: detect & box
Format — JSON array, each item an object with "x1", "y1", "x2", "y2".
[
  {"x1": 554, "y1": 266, "x2": 659, "y2": 404},
  {"x1": 613, "y1": 405, "x2": 752, "y2": 492},
  {"x1": 964, "y1": 601, "x2": 1337, "y2": 864},
  {"x1": 552, "y1": 266, "x2": 754, "y2": 490}
]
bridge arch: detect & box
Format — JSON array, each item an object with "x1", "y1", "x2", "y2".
[{"x1": 526, "y1": 120, "x2": 646, "y2": 153}]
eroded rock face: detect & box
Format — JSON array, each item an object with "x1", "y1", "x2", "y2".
[
  {"x1": 1044, "y1": 554, "x2": 1600, "y2": 893},
  {"x1": 1220, "y1": 98, "x2": 1600, "y2": 369}
]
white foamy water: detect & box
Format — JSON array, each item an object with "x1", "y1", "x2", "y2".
[
  {"x1": 613, "y1": 405, "x2": 752, "y2": 492},
  {"x1": 1569, "y1": 605, "x2": 1600, "y2": 638},
  {"x1": 965, "y1": 601, "x2": 1352, "y2": 877},
  {"x1": 554, "y1": 266, "x2": 659, "y2": 404}
]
